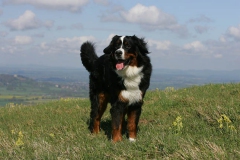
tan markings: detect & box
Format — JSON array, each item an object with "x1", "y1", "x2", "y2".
[
  {"x1": 99, "y1": 92, "x2": 109, "y2": 106},
  {"x1": 112, "y1": 114, "x2": 125, "y2": 142},
  {"x1": 92, "y1": 93, "x2": 109, "y2": 134},
  {"x1": 93, "y1": 120, "x2": 100, "y2": 134},
  {"x1": 112, "y1": 128, "x2": 122, "y2": 142},
  {"x1": 127, "y1": 111, "x2": 137, "y2": 139},
  {"x1": 124, "y1": 52, "x2": 138, "y2": 66},
  {"x1": 118, "y1": 91, "x2": 129, "y2": 103}
]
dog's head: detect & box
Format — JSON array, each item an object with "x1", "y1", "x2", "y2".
[{"x1": 103, "y1": 35, "x2": 149, "y2": 70}]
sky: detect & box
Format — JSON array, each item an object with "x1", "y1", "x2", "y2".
[{"x1": 0, "y1": 0, "x2": 240, "y2": 70}]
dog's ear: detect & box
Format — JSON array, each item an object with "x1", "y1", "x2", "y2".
[
  {"x1": 132, "y1": 35, "x2": 149, "y2": 54},
  {"x1": 103, "y1": 35, "x2": 119, "y2": 54}
]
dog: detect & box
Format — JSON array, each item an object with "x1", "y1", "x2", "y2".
[{"x1": 80, "y1": 35, "x2": 152, "y2": 142}]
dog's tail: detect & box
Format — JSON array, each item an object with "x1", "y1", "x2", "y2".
[{"x1": 80, "y1": 42, "x2": 98, "y2": 73}]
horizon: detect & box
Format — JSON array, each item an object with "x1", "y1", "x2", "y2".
[{"x1": 1, "y1": 64, "x2": 240, "y2": 72}]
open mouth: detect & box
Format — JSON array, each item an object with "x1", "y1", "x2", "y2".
[{"x1": 115, "y1": 59, "x2": 130, "y2": 70}]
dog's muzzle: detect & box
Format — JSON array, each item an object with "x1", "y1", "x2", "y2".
[{"x1": 115, "y1": 50, "x2": 123, "y2": 59}]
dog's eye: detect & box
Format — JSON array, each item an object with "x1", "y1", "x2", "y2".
[
  {"x1": 115, "y1": 43, "x2": 120, "y2": 49},
  {"x1": 125, "y1": 44, "x2": 131, "y2": 49}
]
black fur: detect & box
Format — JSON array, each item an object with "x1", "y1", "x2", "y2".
[{"x1": 80, "y1": 35, "x2": 152, "y2": 142}]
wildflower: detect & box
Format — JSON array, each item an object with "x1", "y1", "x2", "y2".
[
  {"x1": 221, "y1": 114, "x2": 231, "y2": 123},
  {"x1": 15, "y1": 131, "x2": 24, "y2": 147},
  {"x1": 172, "y1": 116, "x2": 183, "y2": 134},
  {"x1": 217, "y1": 114, "x2": 231, "y2": 128},
  {"x1": 165, "y1": 87, "x2": 175, "y2": 92},
  {"x1": 49, "y1": 133, "x2": 55, "y2": 138},
  {"x1": 11, "y1": 130, "x2": 15, "y2": 135},
  {"x1": 228, "y1": 125, "x2": 237, "y2": 132},
  {"x1": 217, "y1": 114, "x2": 237, "y2": 133}
]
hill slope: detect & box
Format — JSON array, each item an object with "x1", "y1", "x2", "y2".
[
  {"x1": 0, "y1": 83, "x2": 240, "y2": 159},
  {"x1": 0, "y1": 74, "x2": 88, "y2": 106}
]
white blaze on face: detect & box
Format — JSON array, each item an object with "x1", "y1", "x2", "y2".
[
  {"x1": 115, "y1": 36, "x2": 126, "y2": 70},
  {"x1": 115, "y1": 36, "x2": 125, "y2": 60}
]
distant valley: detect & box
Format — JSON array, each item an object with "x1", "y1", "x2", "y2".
[{"x1": 0, "y1": 65, "x2": 240, "y2": 106}]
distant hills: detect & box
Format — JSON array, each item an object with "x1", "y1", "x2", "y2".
[
  {"x1": 1, "y1": 66, "x2": 240, "y2": 90},
  {"x1": 0, "y1": 65, "x2": 240, "y2": 106},
  {"x1": 0, "y1": 73, "x2": 88, "y2": 106},
  {"x1": 0, "y1": 74, "x2": 49, "y2": 91}
]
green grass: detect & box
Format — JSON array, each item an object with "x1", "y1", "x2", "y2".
[{"x1": 0, "y1": 83, "x2": 240, "y2": 159}]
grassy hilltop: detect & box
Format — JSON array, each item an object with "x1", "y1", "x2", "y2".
[{"x1": 0, "y1": 83, "x2": 240, "y2": 159}]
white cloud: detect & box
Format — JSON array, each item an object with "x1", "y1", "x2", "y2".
[
  {"x1": 5, "y1": 10, "x2": 40, "y2": 30},
  {"x1": 39, "y1": 36, "x2": 96, "y2": 54},
  {"x1": 4, "y1": 0, "x2": 89, "y2": 12},
  {"x1": 219, "y1": 36, "x2": 226, "y2": 43},
  {"x1": 43, "y1": 20, "x2": 54, "y2": 28},
  {"x1": 148, "y1": 39, "x2": 171, "y2": 50},
  {"x1": 121, "y1": 4, "x2": 176, "y2": 27},
  {"x1": 227, "y1": 24, "x2": 240, "y2": 40},
  {"x1": 100, "y1": 4, "x2": 188, "y2": 36},
  {"x1": 120, "y1": 4, "x2": 188, "y2": 37},
  {"x1": 14, "y1": 36, "x2": 33, "y2": 45},
  {"x1": 4, "y1": 10, "x2": 53, "y2": 30},
  {"x1": 40, "y1": 42, "x2": 48, "y2": 49},
  {"x1": 56, "y1": 36, "x2": 95, "y2": 45},
  {"x1": 122, "y1": 4, "x2": 161, "y2": 24},
  {"x1": 184, "y1": 41, "x2": 206, "y2": 52}
]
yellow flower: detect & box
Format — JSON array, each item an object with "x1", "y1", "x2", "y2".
[
  {"x1": 228, "y1": 125, "x2": 237, "y2": 132},
  {"x1": 217, "y1": 114, "x2": 237, "y2": 133},
  {"x1": 49, "y1": 133, "x2": 55, "y2": 138},
  {"x1": 15, "y1": 138, "x2": 24, "y2": 147},
  {"x1": 219, "y1": 123, "x2": 223, "y2": 129},
  {"x1": 15, "y1": 131, "x2": 24, "y2": 147},
  {"x1": 165, "y1": 87, "x2": 175, "y2": 92},
  {"x1": 221, "y1": 114, "x2": 231, "y2": 123},
  {"x1": 11, "y1": 130, "x2": 15, "y2": 135},
  {"x1": 173, "y1": 121, "x2": 177, "y2": 126},
  {"x1": 18, "y1": 131, "x2": 23, "y2": 138},
  {"x1": 217, "y1": 114, "x2": 232, "y2": 128},
  {"x1": 172, "y1": 116, "x2": 183, "y2": 134}
]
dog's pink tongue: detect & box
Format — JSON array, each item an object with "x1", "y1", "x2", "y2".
[{"x1": 116, "y1": 62, "x2": 124, "y2": 70}]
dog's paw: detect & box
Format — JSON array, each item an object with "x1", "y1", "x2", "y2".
[{"x1": 129, "y1": 138, "x2": 136, "y2": 142}]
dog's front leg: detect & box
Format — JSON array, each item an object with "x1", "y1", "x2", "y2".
[
  {"x1": 127, "y1": 102, "x2": 142, "y2": 142},
  {"x1": 110, "y1": 102, "x2": 127, "y2": 142}
]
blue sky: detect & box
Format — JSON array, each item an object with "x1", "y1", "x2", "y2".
[{"x1": 0, "y1": 0, "x2": 240, "y2": 70}]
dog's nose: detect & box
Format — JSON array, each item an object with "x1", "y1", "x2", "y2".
[{"x1": 115, "y1": 50, "x2": 122, "y2": 58}]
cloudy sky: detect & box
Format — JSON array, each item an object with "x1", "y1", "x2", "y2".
[{"x1": 0, "y1": 0, "x2": 240, "y2": 70}]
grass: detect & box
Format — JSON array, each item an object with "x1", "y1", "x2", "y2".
[
  {"x1": 0, "y1": 95, "x2": 53, "y2": 107},
  {"x1": 0, "y1": 83, "x2": 240, "y2": 159}
]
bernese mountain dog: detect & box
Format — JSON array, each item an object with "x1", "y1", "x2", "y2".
[{"x1": 80, "y1": 35, "x2": 152, "y2": 142}]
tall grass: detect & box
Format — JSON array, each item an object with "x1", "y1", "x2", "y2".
[{"x1": 0, "y1": 83, "x2": 240, "y2": 159}]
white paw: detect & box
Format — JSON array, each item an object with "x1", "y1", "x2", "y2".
[{"x1": 129, "y1": 138, "x2": 136, "y2": 142}]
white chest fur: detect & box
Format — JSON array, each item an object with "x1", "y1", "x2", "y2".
[{"x1": 116, "y1": 66, "x2": 144, "y2": 105}]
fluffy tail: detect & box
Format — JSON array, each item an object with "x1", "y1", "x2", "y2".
[{"x1": 80, "y1": 42, "x2": 98, "y2": 73}]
